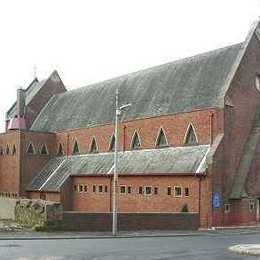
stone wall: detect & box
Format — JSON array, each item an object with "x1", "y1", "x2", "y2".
[
  {"x1": 14, "y1": 199, "x2": 62, "y2": 229},
  {"x1": 0, "y1": 198, "x2": 18, "y2": 220}
]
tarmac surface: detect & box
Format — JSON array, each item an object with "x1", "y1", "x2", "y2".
[{"x1": 0, "y1": 229, "x2": 260, "y2": 259}]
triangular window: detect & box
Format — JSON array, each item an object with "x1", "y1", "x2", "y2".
[
  {"x1": 40, "y1": 144, "x2": 48, "y2": 155},
  {"x1": 90, "y1": 138, "x2": 98, "y2": 153},
  {"x1": 6, "y1": 145, "x2": 10, "y2": 155},
  {"x1": 27, "y1": 143, "x2": 35, "y2": 154},
  {"x1": 12, "y1": 145, "x2": 16, "y2": 155},
  {"x1": 155, "y1": 128, "x2": 168, "y2": 148},
  {"x1": 184, "y1": 124, "x2": 198, "y2": 146},
  {"x1": 73, "y1": 141, "x2": 80, "y2": 155},
  {"x1": 131, "y1": 132, "x2": 141, "y2": 150},
  {"x1": 57, "y1": 143, "x2": 64, "y2": 156},
  {"x1": 109, "y1": 135, "x2": 115, "y2": 152}
]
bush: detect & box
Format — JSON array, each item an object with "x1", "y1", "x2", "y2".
[{"x1": 181, "y1": 204, "x2": 189, "y2": 213}]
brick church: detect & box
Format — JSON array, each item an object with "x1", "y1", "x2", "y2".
[{"x1": 1, "y1": 21, "x2": 260, "y2": 229}]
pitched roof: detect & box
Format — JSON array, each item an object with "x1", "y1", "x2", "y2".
[
  {"x1": 6, "y1": 78, "x2": 47, "y2": 120},
  {"x1": 27, "y1": 145, "x2": 210, "y2": 192},
  {"x1": 30, "y1": 43, "x2": 243, "y2": 132}
]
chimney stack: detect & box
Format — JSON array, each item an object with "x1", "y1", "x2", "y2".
[
  {"x1": 17, "y1": 88, "x2": 26, "y2": 117},
  {"x1": 8, "y1": 88, "x2": 26, "y2": 130}
]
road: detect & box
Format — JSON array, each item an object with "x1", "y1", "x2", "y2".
[{"x1": 0, "y1": 230, "x2": 259, "y2": 260}]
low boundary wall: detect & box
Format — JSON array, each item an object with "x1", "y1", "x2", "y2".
[
  {"x1": 62, "y1": 212, "x2": 199, "y2": 231},
  {"x1": 0, "y1": 198, "x2": 18, "y2": 220}
]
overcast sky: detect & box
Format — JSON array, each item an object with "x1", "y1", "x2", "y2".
[{"x1": 0, "y1": 0, "x2": 259, "y2": 131}]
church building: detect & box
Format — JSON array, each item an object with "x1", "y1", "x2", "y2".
[{"x1": 1, "y1": 22, "x2": 260, "y2": 229}]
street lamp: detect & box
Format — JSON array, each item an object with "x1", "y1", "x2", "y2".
[{"x1": 112, "y1": 88, "x2": 131, "y2": 236}]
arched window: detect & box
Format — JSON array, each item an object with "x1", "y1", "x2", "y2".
[
  {"x1": 89, "y1": 137, "x2": 98, "y2": 153},
  {"x1": 27, "y1": 143, "x2": 35, "y2": 155},
  {"x1": 40, "y1": 144, "x2": 48, "y2": 155},
  {"x1": 109, "y1": 135, "x2": 115, "y2": 152},
  {"x1": 184, "y1": 124, "x2": 198, "y2": 146},
  {"x1": 155, "y1": 128, "x2": 168, "y2": 148},
  {"x1": 12, "y1": 145, "x2": 16, "y2": 155},
  {"x1": 131, "y1": 131, "x2": 141, "y2": 150},
  {"x1": 6, "y1": 145, "x2": 10, "y2": 155},
  {"x1": 57, "y1": 143, "x2": 64, "y2": 156},
  {"x1": 72, "y1": 140, "x2": 80, "y2": 155}
]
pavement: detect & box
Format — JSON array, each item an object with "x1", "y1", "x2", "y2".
[
  {"x1": 1, "y1": 229, "x2": 260, "y2": 259},
  {"x1": 0, "y1": 228, "x2": 260, "y2": 240}
]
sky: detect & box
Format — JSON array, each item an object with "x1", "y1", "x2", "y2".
[{"x1": 0, "y1": 0, "x2": 259, "y2": 131}]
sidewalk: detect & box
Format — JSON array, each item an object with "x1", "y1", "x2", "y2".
[{"x1": 0, "y1": 228, "x2": 260, "y2": 240}]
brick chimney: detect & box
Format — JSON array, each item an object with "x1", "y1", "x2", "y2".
[
  {"x1": 8, "y1": 88, "x2": 26, "y2": 130},
  {"x1": 17, "y1": 88, "x2": 26, "y2": 117}
]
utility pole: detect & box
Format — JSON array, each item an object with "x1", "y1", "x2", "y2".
[
  {"x1": 112, "y1": 89, "x2": 131, "y2": 236},
  {"x1": 112, "y1": 88, "x2": 119, "y2": 236}
]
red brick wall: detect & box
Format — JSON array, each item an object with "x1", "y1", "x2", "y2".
[
  {"x1": 0, "y1": 131, "x2": 20, "y2": 195},
  {"x1": 71, "y1": 175, "x2": 211, "y2": 227},
  {"x1": 20, "y1": 131, "x2": 56, "y2": 196},
  {"x1": 55, "y1": 108, "x2": 220, "y2": 156},
  {"x1": 224, "y1": 199, "x2": 256, "y2": 225},
  {"x1": 223, "y1": 35, "x2": 260, "y2": 200},
  {"x1": 28, "y1": 191, "x2": 60, "y2": 202}
]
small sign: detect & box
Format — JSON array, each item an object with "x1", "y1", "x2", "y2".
[{"x1": 212, "y1": 192, "x2": 221, "y2": 208}]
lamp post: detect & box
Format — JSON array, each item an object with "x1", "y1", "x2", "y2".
[{"x1": 112, "y1": 88, "x2": 131, "y2": 236}]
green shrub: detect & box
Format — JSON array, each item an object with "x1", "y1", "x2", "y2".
[{"x1": 181, "y1": 204, "x2": 189, "y2": 213}]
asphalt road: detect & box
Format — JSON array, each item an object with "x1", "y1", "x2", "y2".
[{"x1": 0, "y1": 231, "x2": 260, "y2": 260}]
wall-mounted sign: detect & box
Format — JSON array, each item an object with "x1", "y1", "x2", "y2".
[{"x1": 212, "y1": 192, "x2": 221, "y2": 208}]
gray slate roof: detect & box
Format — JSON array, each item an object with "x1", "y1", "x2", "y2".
[
  {"x1": 27, "y1": 145, "x2": 210, "y2": 192},
  {"x1": 30, "y1": 44, "x2": 242, "y2": 132},
  {"x1": 6, "y1": 78, "x2": 47, "y2": 120}
]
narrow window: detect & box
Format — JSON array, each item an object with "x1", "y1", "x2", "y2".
[
  {"x1": 109, "y1": 135, "x2": 115, "y2": 152},
  {"x1": 93, "y1": 185, "x2": 96, "y2": 192},
  {"x1": 139, "y1": 187, "x2": 143, "y2": 194},
  {"x1": 167, "y1": 187, "x2": 171, "y2": 195},
  {"x1": 184, "y1": 187, "x2": 189, "y2": 196},
  {"x1": 0, "y1": 147, "x2": 3, "y2": 155},
  {"x1": 57, "y1": 143, "x2": 64, "y2": 156},
  {"x1": 98, "y1": 185, "x2": 103, "y2": 192},
  {"x1": 84, "y1": 185, "x2": 88, "y2": 192},
  {"x1": 127, "y1": 186, "x2": 132, "y2": 194},
  {"x1": 89, "y1": 138, "x2": 98, "y2": 153},
  {"x1": 184, "y1": 124, "x2": 198, "y2": 146},
  {"x1": 72, "y1": 141, "x2": 80, "y2": 155},
  {"x1": 154, "y1": 187, "x2": 158, "y2": 195},
  {"x1": 12, "y1": 145, "x2": 16, "y2": 155},
  {"x1": 6, "y1": 145, "x2": 10, "y2": 155},
  {"x1": 120, "y1": 186, "x2": 126, "y2": 194},
  {"x1": 155, "y1": 128, "x2": 168, "y2": 148},
  {"x1": 79, "y1": 184, "x2": 83, "y2": 192},
  {"x1": 249, "y1": 200, "x2": 255, "y2": 212},
  {"x1": 73, "y1": 185, "x2": 77, "y2": 192},
  {"x1": 224, "y1": 204, "x2": 231, "y2": 213},
  {"x1": 131, "y1": 131, "x2": 141, "y2": 150},
  {"x1": 145, "y1": 186, "x2": 152, "y2": 195},
  {"x1": 40, "y1": 144, "x2": 48, "y2": 155},
  {"x1": 174, "y1": 186, "x2": 182, "y2": 197},
  {"x1": 27, "y1": 143, "x2": 35, "y2": 155},
  {"x1": 104, "y1": 186, "x2": 108, "y2": 192}
]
